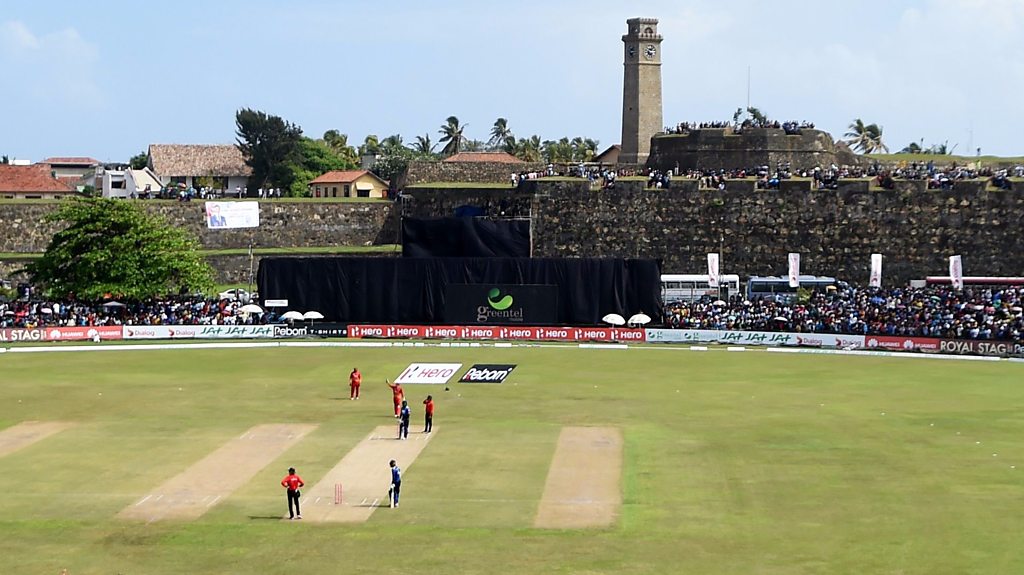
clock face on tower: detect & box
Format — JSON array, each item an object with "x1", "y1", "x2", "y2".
[
  {"x1": 628, "y1": 45, "x2": 636, "y2": 59},
  {"x1": 644, "y1": 44, "x2": 656, "y2": 60}
]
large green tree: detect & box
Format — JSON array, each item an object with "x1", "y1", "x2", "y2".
[
  {"x1": 282, "y1": 137, "x2": 358, "y2": 196},
  {"x1": 235, "y1": 108, "x2": 303, "y2": 193},
  {"x1": 25, "y1": 198, "x2": 214, "y2": 300}
]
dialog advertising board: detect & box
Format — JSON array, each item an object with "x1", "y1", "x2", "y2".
[
  {"x1": 444, "y1": 284, "x2": 558, "y2": 325},
  {"x1": 0, "y1": 326, "x2": 123, "y2": 342},
  {"x1": 122, "y1": 325, "x2": 277, "y2": 339}
]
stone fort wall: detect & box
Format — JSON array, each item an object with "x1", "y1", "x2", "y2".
[
  {"x1": 0, "y1": 201, "x2": 396, "y2": 253},
  {"x1": 3, "y1": 183, "x2": 1024, "y2": 286},
  {"x1": 646, "y1": 128, "x2": 839, "y2": 172}
]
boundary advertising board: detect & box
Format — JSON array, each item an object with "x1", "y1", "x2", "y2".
[{"x1": 347, "y1": 324, "x2": 646, "y2": 342}]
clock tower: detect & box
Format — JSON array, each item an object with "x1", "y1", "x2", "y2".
[{"x1": 620, "y1": 18, "x2": 663, "y2": 165}]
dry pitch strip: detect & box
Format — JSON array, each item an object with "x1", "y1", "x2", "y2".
[{"x1": 1, "y1": 421, "x2": 622, "y2": 527}]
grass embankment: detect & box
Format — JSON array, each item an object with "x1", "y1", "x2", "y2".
[{"x1": 0, "y1": 346, "x2": 1022, "y2": 574}]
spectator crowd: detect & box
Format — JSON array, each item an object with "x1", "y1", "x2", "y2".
[
  {"x1": 0, "y1": 296, "x2": 280, "y2": 329},
  {"x1": 663, "y1": 285, "x2": 1024, "y2": 343}
]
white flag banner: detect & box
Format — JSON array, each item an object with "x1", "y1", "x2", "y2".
[
  {"x1": 949, "y1": 255, "x2": 964, "y2": 289},
  {"x1": 205, "y1": 201, "x2": 260, "y2": 229},
  {"x1": 787, "y1": 253, "x2": 800, "y2": 288},
  {"x1": 869, "y1": 253, "x2": 883, "y2": 288},
  {"x1": 707, "y1": 253, "x2": 720, "y2": 288}
]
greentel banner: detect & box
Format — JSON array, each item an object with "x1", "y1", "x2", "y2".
[{"x1": 444, "y1": 284, "x2": 559, "y2": 325}]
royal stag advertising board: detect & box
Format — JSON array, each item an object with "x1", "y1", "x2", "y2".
[{"x1": 444, "y1": 284, "x2": 558, "y2": 325}]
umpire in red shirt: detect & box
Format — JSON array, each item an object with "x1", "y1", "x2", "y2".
[{"x1": 281, "y1": 467, "x2": 305, "y2": 520}]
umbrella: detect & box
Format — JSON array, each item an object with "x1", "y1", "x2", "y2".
[
  {"x1": 281, "y1": 311, "x2": 304, "y2": 321},
  {"x1": 102, "y1": 301, "x2": 126, "y2": 308},
  {"x1": 3, "y1": 310, "x2": 14, "y2": 316},
  {"x1": 627, "y1": 313, "x2": 652, "y2": 326},
  {"x1": 302, "y1": 311, "x2": 324, "y2": 320},
  {"x1": 602, "y1": 313, "x2": 626, "y2": 326},
  {"x1": 712, "y1": 300, "x2": 727, "y2": 306},
  {"x1": 239, "y1": 304, "x2": 265, "y2": 314},
  {"x1": 773, "y1": 316, "x2": 789, "y2": 321},
  {"x1": 40, "y1": 308, "x2": 53, "y2": 314}
]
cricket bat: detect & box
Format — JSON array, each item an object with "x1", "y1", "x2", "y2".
[{"x1": 388, "y1": 484, "x2": 395, "y2": 508}]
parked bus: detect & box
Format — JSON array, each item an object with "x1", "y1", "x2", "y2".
[
  {"x1": 745, "y1": 275, "x2": 838, "y2": 302},
  {"x1": 661, "y1": 274, "x2": 741, "y2": 302}
]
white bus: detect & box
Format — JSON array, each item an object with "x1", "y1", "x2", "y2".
[
  {"x1": 661, "y1": 274, "x2": 741, "y2": 302},
  {"x1": 745, "y1": 275, "x2": 838, "y2": 302}
]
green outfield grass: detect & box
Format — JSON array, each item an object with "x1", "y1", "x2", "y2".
[{"x1": 1, "y1": 345, "x2": 1022, "y2": 574}]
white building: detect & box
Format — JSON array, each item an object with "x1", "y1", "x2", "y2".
[{"x1": 99, "y1": 166, "x2": 163, "y2": 198}]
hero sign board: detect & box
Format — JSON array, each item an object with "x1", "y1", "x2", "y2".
[
  {"x1": 395, "y1": 363, "x2": 463, "y2": 385},
  {"x1": 459, "y1": 364, "x2": 517, "y2": 383}
]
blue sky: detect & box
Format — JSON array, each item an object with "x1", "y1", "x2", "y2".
[{"x1": 2, "y1": 0, "x2": 1023, "y2": 162}]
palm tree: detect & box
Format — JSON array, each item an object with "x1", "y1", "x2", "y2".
[
  {"x1": 410, "y1": 134, "x2": 435, "y2": 155},
  {"x1": 844, "y1": 119, "x2": 889, "y2": 154},
  {"x1": 321, "y1": 130, "x2": 359, "y2": 166},
  {"x1": 381, "y1": 134, "x2": 404, "y2": 150},
  {"x1": 438, "y1": 116, "x2": 466, "y2": 156},
  {"x1": 487, "y1": 118, "x2": 514, "y2": 150},
  {"x1": 510, "y1": 135, "x2": 542, "y2": 162},
  {"x1": 359, "y1": 134, "x2": 380, "y2": 156},
  {"x1": 463, "y1": 139, "x2": 486, "y2": 152}
]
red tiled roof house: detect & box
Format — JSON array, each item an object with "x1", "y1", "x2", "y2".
[
  {"x1": 308, "y1": 170, "x2": 388, "y2": 198},
  {"x1": 0, "y1": 165, "x2": 77, "y2": 199}
]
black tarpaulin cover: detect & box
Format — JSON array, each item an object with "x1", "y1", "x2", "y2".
[
  {"x1": 257, "y1": 257, "x2": 661, "y2": 325},
  {"x1": 401, "y1": 217, "x2": 531, "y2": 258}
]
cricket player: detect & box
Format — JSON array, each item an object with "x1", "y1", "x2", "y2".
[
  {"x1": 386, "y1": 378, "x2": 404, "y2": 417},
  {"x1": 398, "y1": 400, "x2": 411, "y2": 439},
  {"x1": 349, "y1": 367, "x2": 362, "y2": 400},
  {"x1": 389, "y1": 459, "x2": 402, "y2": 507}
]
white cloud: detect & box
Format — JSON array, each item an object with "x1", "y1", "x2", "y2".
[{"x1": 0, "y1": 20, "x2": 103, "y2": 108}]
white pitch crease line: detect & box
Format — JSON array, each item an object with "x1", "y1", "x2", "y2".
[
  {"x1": 371, "y1": 498, "x2": 380, "y2": 507},
  {"x1": 315, "y1": 497, "x2": 322, "y2": 504},
  {"x1": 134, "y1": 495, "x2": 153, "y2": 506},
  {"x1": 360, "y1": 498, "x2": 367, "y2": 505},
  {"x1": 206, "y1": 495, "x2": 221, "y2": 507},
  {"x1": 154, "y1": 494, "x2": 164, "y2": 501}
]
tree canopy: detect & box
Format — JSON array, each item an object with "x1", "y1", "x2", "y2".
[
  {"x1": 25, "y1": 198, "x2": 214, "y2": 300},
  {"x1": 129, "y1": 151, "x2": 149, "y2": 170},
  {"x1": 235, "y1": 108, "x2": 303, "y2": 192},
  {"x1": 280, "y1": 137, "x2": 358, "y2": 196}
]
